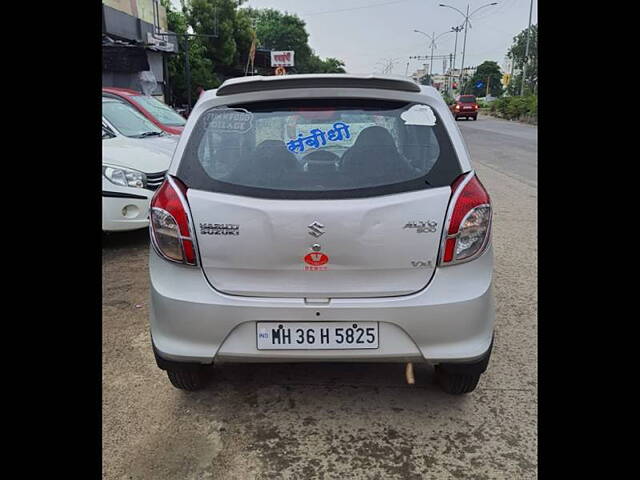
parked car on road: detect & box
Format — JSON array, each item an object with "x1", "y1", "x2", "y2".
[
  {"x1": 148, "y1": 74, "x2": 494, "y2": 395},
  {"x1": 103, "y1": 87, "x2": 186, "y2": 134},
  {"x1": 450, "y1": 94, "x2": 479, "y2": 120},
  {"x1": 102, "y1": 97, "x2": 178, "y2": 231}
]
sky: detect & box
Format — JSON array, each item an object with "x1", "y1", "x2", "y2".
[{"x1": 170, "y1": 0, "x2": 537, "y2": 76}]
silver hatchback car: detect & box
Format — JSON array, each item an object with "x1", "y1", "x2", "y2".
[{"x1": 149, "y1": 74, "x2": 494, "y2": 394}]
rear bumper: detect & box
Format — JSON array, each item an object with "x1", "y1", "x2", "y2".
[{"x1": 149, "y1": 244, "x2": 495, "y2": 365}]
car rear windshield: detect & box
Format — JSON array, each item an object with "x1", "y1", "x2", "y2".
[
  {"x1": 459, "y1": 96, "x2": 476, "y2": 103},
  {"x1": 177, "y1": 98, "x2": 462, "y2": 199}
]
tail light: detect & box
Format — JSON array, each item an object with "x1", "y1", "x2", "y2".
[
  {"x1": 439, "y1": 173, "x2": 491, "y2": 265},
  {"x1": 149, "y1": 176, "x2": 198, "y2": 266}
]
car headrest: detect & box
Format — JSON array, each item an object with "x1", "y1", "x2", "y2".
[{"x1": 352, "y1": 126, "x2": 396, "y2": 149}]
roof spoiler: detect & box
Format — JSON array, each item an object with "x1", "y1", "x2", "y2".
[{"x1": 216, "y1": 74, "x2": 421, "y2": 96}]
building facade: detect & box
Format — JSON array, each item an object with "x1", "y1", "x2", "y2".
[{"x1": 102, "y1": 0, "x2": 179, "y2": 102}]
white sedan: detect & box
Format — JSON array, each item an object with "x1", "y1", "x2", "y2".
[{"x1": 102, "y1": 96, "x2": 178, "y2": 231}]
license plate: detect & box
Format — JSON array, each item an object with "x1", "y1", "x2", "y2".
[{"x1": 256, "y1": 322, "x2": 379, "y2": 350}]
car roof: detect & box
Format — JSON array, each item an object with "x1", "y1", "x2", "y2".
[
  {"x1": 102, "y1": 87, "x2": 141, "y2": 97},
  {"x1": 215, "y1": 74, "x2": 423, "y2": 96}
]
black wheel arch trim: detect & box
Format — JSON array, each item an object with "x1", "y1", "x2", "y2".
[
  {"x1": 436, "y1": 334, "x2": 494, "y2": 375},
  {"x1": 152, "y1": 340, "x2": 212, "y2": 371}
]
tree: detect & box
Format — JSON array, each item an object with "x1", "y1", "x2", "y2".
[
  {"x1": 463, "y1": 61, "x2": 504, "y2": 97},
  {"x1": 161, "y1": 0, "x2": 219, "y2": 106},
  {"x1": 305, "y1": 55, "x2": 346, "y2": 74},
  {"x1": 506, "y1": 24, "x2": 537, "y2": 96},
  {"x1": 418, "y1": 74, "x2": 431, "y2": 86},
  {"x1": 161, "y1": 1, "x2": 346, "y2": 106},
  {"x1": 243, "y1": 9, "x2": 311, "y2": 70},
  {"x1": 242, "y1": 8, "x2": 345, "y2": 74},
  {"x1": 185, "y1": 0, "x2": 254, "y2": 77}
]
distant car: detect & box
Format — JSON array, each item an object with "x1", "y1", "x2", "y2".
[
  {"x1": 450, "y1": 95, "x2": 478, "y2": 120},
  {"x1": 102, "y1": 87, "x2": 186, "y2": 135},
  {"x1": 102, "y1": 97, "x2": 178, "y2": 231},
  {"x1": 148, "y1": 74, "x2": 494, "y2": 395}
]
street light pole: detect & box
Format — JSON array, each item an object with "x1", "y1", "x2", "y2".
[
  {"x1": 459, "y1": 4, "x2": 469, "y2": 91},
  {"x1": 439, "y1": 2, "x2": 498, "y2": 93},
  {"x1": 520, "y1": 0, "x2": 534, "y2": 96},
  {"x1": 413, "y1": 29, "x2": 454, "y2": 85},
  {"x1": 430, "y1": 31, "x2": 436, "y2": 77},
  {"x1": 451, "y1": 25, "x2": 463, "y2": 91},
  {"x1": 152, "y1": 31, "x2": 218, "y2": 115},
  {"x1": 184, "y1": 36, "x2": 191, "y2": 115}
]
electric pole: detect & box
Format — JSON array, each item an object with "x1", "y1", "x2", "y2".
[
  {"x1": 451, "y1": 25, "x2": 463, "y2": 92},
  {"x1": 459, "y1": 4, "x2": 469, "y2": 89},
  {"x1": 520, "y1": 0, "x2": 534, "y2": 96},
  {"x1": 413, "y1": 29, "x2": 454, "y2": 85},
  {"x1": 430, "y1": 31, "x2": 436, "y2": 77},
  {"x1": 448, "y1": 53, "x2": 453, "y2": 92},
  {"x1": 148, "y1": 2, "x2": 221, "y2": 115}
]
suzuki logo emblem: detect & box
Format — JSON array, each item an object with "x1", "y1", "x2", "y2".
[{"x1": 307, "y1": 221, "x2": 325, "y2": 238}]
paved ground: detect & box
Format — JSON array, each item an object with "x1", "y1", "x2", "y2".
[
  {"x1": 102, "y1": 117, "x2": 537, "y2": 479},
  {"x1": 457, "y1": 115, "x2": 537, "y2": 187}
]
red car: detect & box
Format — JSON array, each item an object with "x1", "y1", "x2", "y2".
[
  {"x1": 450, "y1": 95, "x2": 479, "y2": 121},
  {"x1": 102, "y1": 87, "x2": 186, "y2": 135}
]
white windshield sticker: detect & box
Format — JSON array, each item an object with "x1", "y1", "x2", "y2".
[
  {"x1": 400, "y1": 105, "x2": 436, "y2": 126},
  {"x1": 202, "y1": 107, "x2": 253, "y2": 133}
]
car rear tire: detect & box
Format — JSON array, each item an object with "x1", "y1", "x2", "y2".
[
  {"x1": 472, "y1": 116, "x2": 478, "y2": 121},
  {"x1": 433, "y1": 337, "x2": 493, "y2": 394},
  {"x1": 166, "y1": 369, "x2": 209, "y2": 391},
  {"x1": 434, "y1": 366, "x2": 481, "y2": 394}
]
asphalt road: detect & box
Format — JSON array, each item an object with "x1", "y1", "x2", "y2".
[
  {"x1": 457, "y1": 114, "x2": 537, "y2": 187},
  {"x1": 102, "y1": 117, "x2": 537, "y2": 479}
]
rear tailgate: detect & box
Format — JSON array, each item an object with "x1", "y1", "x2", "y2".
[{"x1": 189, "y1": 187, "x2": 450, "y2": 298}]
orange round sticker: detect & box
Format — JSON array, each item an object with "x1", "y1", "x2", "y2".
[{"x1": 304, "y1": 252, "x2": 329, "y2": 266}]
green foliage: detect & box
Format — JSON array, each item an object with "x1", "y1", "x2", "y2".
[
  {"x1": 161, "y1": 0, "x2": 220, "y2": 106},
  {"x1": 442, "y1": 92, "x2": 455, "y2": 105},
  {"x1": 161, "y1": 1, "x2": 346, "y2": 106},
  {"x1": 244, "y1": 8, "x2": 312, "y2": 68},
  {"x1": 242, "y1": 8, "x2": 345, "y2": 74},
  {"x1": 490, "y1": 95, "x2": 537, "y2": 121},
  {"x1": 507, "y1": 24, "x2": 537, "y2": 95},
  {"x1": 305, "y1": 55, "x2": 346, "y2": 73},
  {"x1": 462, "y1": 61, "x2": 503, "y2": 97},
  {"x1": 185, "y1": 0, "x2": 249, "y2": 67}
]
